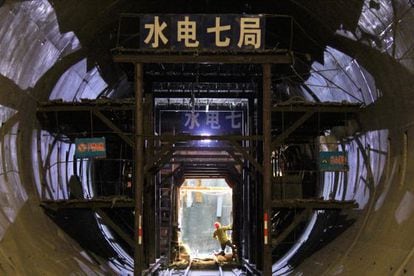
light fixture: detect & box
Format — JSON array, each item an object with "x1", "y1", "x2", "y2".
[{"x1": 200, "y1": 132, "x2": 212, "y2": 143}]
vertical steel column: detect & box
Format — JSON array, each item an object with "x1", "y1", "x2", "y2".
[
  {"x1": 134, "y1": 63, "x2": 144, "y2": 275},
  {"x1": 144, "y1": 94, "x2": 156, "y2": 265},
  {"x1": 262, "y1": 63, "x2": 272, "y2": 275}
]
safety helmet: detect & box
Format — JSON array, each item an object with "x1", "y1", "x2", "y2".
[{"x1": 214, "y1": 222, "x2": 221, "y2": 229}]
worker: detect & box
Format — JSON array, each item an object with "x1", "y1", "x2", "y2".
[{"x1": 213, "y1": 222, "x2": 237, "y2": 258}]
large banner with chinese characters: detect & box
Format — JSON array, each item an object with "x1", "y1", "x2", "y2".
[
  {"x1": 159, "y1": 110, "x2": 244, "y2": 136},
  {"x1": 140, "y1": 14, "x2": 265, "y2": 51}
]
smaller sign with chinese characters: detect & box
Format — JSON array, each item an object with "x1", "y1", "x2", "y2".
[
  {"x1": 75, "y1": 138, "x2": 106, "y2": 159},
  {"x1": 140, "y1": 14, "x2": 265, "y2": 51},
  {"x1": 319, "y1": 151, "x2": 348, "y2": 172},
  {"x1": 160, "y1": 110, "x2": 244, "y2": 136},
  {"x1": 181, "y1": 111, "x2": 243, "y2": 134}
]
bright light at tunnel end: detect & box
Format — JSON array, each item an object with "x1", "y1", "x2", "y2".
[{"x1": 200, "y1": 132, "x2": 212, "y2": 143}]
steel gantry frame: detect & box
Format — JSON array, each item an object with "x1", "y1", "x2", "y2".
[
  {"x1": 36, "y1": 51, "x2": 363, "y2": 275},
  {"x1": 129, "y1": 56, "x2": 360, "y2": 274},
  {"x1": 112, "y1": 52, "x2": 294, "y2": 275}
]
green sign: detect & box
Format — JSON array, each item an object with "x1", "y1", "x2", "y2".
[
  {"x1": 75, "y1": 137, "x2": 106, "y2": 158},
  {"x1": 319, "y1": 151, "x2": 348, "y2": 172}
]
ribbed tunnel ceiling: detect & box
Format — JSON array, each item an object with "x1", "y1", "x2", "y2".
[{"x1": 0, "y1": 0, "x2": 414, "y2": 275}]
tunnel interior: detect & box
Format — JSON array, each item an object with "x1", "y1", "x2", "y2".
[{"x1": 0, "y1": 0, "x2": 414, "y2": 275}]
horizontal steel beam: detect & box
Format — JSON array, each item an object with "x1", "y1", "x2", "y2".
[
  {"x1": 181, "y1": 167, "x2": 239, "y2": 174},
  {"x1": 151, "y1": 134, "x2": 262, "y2": 142},
  {"x1": 37, "y1": 105, "x2": 135, "y2": 112},
  {"x1": 113, "y1": 54, "x2": 293, "y2": 64},
  {"x1": 38, "y1": 102, "x2": 360, "y2": 113},
  {"x1": 272, "y1": 199, "x2": 358, "y2": 209},
  {"x1": 182, "y1": 175, "x2": 230, "y2": 179},
  {"x1": 173, "y1": 146, "x2": 252, "y2": 152},
  {"x1": 170, "y1": 160, "x2": 237, "y2": 164},
  {"x1": 272, "y1": 104, "x2": 362, "y2": 113},
  {"x1": 180, "y1": 186, "x2": 230, "y2": 191},
  {"x1": 172, "y1": 154, "x2": 232, "y2": 159},
  {"x1": 41, "y1": 198, "x2": 134, "y2": 209},
  {"x1": 181, "y1": 169, "x2": 233, "y2": 173},
  {"x1": 153, "y1": 92, "x2": 255, "y2": 99}
]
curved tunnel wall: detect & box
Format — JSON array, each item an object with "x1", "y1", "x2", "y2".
[
  {"x1": 0, "y1": 0, "x2": 111, "y2": 274},
  {"x1": 296, "y1": 1, "x2": 414, "y2": 275},
  {"x1": 0, "y1": 0, "x2": 413, "y2": 275}
]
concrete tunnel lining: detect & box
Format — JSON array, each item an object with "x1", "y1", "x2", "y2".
[{"x1": 0, "y1": 0, "x2": 413, "y2": 275}]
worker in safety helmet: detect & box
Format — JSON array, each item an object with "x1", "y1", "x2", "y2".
[{"x1": 213, "y1": 222, "x2": 237, "y2": 257}]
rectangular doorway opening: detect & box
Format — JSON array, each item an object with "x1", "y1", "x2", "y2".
[{"x1": 178, "y1": 178, "x2": 233, "y2": 258}]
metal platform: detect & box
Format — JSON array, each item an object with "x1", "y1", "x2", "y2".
[
  {"x1": 272, "y1": 198, "x2": 358, "y2": 209},
  {"x1": 40, "y1": 197, "x2": 134, "y2": 210},
  {"x1": 41, "y1": 197, "x2": 357, "y2": 210}
]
